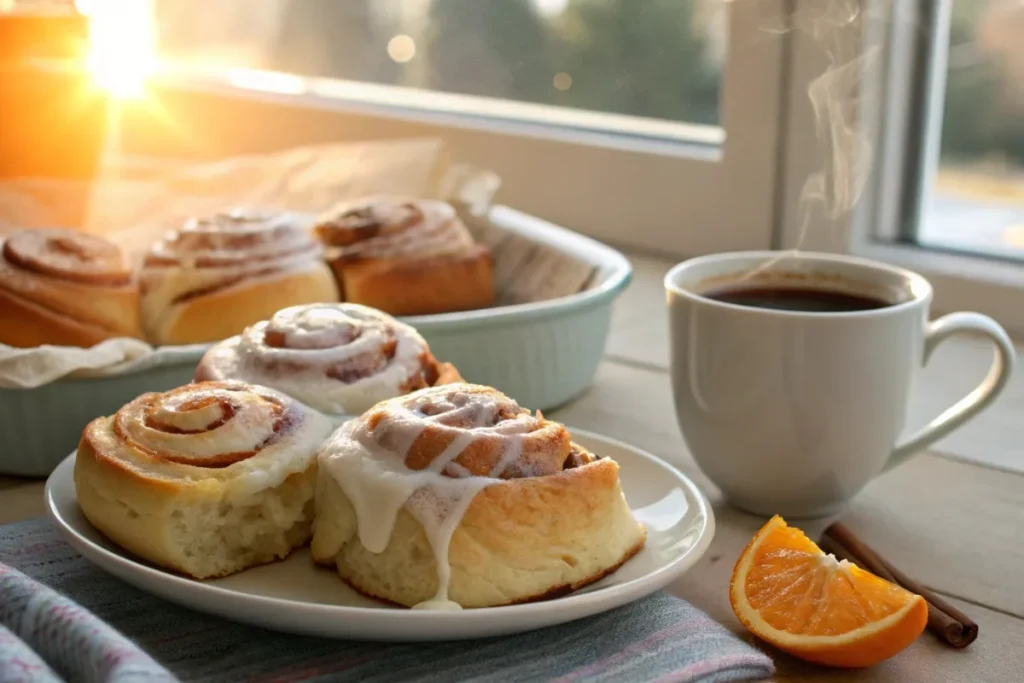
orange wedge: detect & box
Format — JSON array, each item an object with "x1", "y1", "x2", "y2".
[{"x1": 730, "y1": 516, "x2": 928, "y2": 668}]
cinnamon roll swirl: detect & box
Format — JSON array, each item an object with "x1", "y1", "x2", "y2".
[
  {"x1": 311, "y1": 383, "x2": 646, "y2": 609},
  {"x1": 140, "y1": 209, "x2": 339, "y2": 346},
  {"x1": 195, "y1": 303, "x2": 462, "y2": 416},
  {"x1": 314, "y1": 196, "x2": 494, "y2": 316},
  {"x1": 74, "y1": 381, "x2": 334, "y2": 579},
  {"x1": 0, "y1": 228, "x2": 141, "y2": 347}
]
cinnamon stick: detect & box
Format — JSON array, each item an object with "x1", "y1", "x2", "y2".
[{"x1": 821, "y1": 522, "x2": 978, "y2": 648}]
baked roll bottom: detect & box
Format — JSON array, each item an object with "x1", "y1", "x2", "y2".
[
  {"x1": 144, "y1": 265, "x2": 340, "y2": 346},
  {"x1": 0, "y1": 286, "x2": 132, "y2": 348},
  {"x1": 332, "y1": 245, "x2": 494, "y2": 317},
  {"x1": 75, "y1": 451, "x2": 316, "y2": 579},
  {"x1": 311, "y1": 458, "x2": 646, "y2": 608}
]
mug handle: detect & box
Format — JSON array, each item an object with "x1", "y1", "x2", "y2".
[{"x1": 886, "y1": 312, "x2": 1016, "y2": 471}]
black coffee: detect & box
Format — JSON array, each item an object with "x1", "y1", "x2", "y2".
[{"x1": 703, "y1": 286, "x2": 891, "y2": 312}]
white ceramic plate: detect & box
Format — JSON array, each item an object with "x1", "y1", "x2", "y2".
[{"x1": 45, "y1": 429, "x2": 714, "y2": 642}]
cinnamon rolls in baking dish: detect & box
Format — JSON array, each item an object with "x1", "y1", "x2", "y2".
[
  {"x1": 0, "y1": 228, "x2": 142, "y2": 348},
  {"x1": 2, "y1": 196, "x2": 497, "y2": 349},
  {"x1": 315, "y1": 196, "x2": 494, "y2": 316},
  {"x1": 74, "y1": 381, "x2": 334, "y2": 579},
  {"x1": 311, "y1": 383, "x2": 647, "y2": 609},
  {"x1": 195, "y1": 303, "x2": 461, "y2": 416},
  {"x1": 140, "y1": 209, "x2": 339, "y2": 346}
]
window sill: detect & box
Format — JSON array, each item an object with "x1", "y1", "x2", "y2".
[
  {"x1": 147, "y1": 67, "x2": 724, "y2": 161},
  {"x1": 854, "y1": 241, "x2": 1024, "y2": 336}
]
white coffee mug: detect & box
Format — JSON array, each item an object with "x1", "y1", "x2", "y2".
[{"x1": 665, "y1": 251, "x2": 1015, "y2": 518}]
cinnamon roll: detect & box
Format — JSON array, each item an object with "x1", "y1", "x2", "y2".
[
  {"x1": 314, "y1": 196, "x2": 494, "y2": 316},
  {"x1": 195, "y1": 303, "x2": 462, "y2": 416},
  {"x1": 311, "y1": 383, "x2": 646, "y2": 609},
  {"x1": 140, "y1": 209, "x2": 339, "y2": 346},
  {"x1": 0, "y1": 228, "x2": 142, "y2": 348},
  {"x1": 74, "y1": 381, "x2": 334, "y2": 579}
]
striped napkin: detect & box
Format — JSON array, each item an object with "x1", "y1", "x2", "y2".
[{"x1": 0, "y1": 519, "x2": 773, "y2": 682}]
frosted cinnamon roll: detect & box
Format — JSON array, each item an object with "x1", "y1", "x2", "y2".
[
  {"x1": 74, "y1": 381, "x2": 334, "y2": 579},
  {"x1": 0, "y1": 228, "x2": 141, "y2": 348},
  {"x1": 314, "y1": 196, "x2": 494, "y2": 316},
  {"x1": 195, "y1": 303, "x2": 462, "y2": 416},
  {"x1": 311, "y1": 383, "x2": 646, "y2": 609},
  {"x1": 140, "y1": 209, "x2": 339, "y2": 346}
]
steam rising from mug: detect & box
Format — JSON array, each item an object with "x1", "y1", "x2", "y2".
[
  {"x1": 794, "y1": 0, "x2": 880, "y2": 250},
  {"x1": 794, "y1": 0, "x2": 876, "y2": 245},
  {"x1": 735, "y1": 0, "x2": 888, "y2": 280}
]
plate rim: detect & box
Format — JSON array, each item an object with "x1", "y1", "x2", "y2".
[{"x1": 45, "y1": 427, "x2": 715, "y2": 631}]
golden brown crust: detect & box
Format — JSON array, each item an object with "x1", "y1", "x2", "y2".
[
  {"x1": 0, "y1": 230, "x2": 141, "y2": 347},
  {"x1": 433, "y1": 362, "x2": 463, "y2": 386},
  {"x1": 78, "y1": 417, "x2": 184, "y2": 499},
  {"x1": 149, "y1": 265, "x2": 339, "y2": 346},
  {"x1": 314, "y1": 196, "x2": 494, "y2": 316},
  {"x1": 0, "y1": 288, "x2": 127, "y2": 348},
  {"x1": 332, "y1": 245, "x2": 494, "y2": 316}
]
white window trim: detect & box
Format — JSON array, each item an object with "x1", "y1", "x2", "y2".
[
  {"x1": 123, "y1": 0, "x2": 788, "y2": 257},
  {"x1": 776, "y1": 0, "x2": 1024, "y2": 335}
]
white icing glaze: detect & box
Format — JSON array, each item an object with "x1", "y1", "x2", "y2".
[
  {"x1": 203, "y1": 303, "x2": 434, "y2": 416},
  {"x1": 100, "y1": 382, "x2": 333, "y2": 500},
  {"x1": 318, "y1": 197, "x2": 475, "y2": 261},
  {"x1": 319, "y1": 386, "x2": 540, "y2": 609},
  {"x1": 152, "y1": 392, "x2": 228, "y2": 432},
  {"x1": 149, "y1": 210, "x2": 318, "y2": 267}
]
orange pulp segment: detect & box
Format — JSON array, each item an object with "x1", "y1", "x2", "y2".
[{"x1": 730, "y1": 515, "x2": 928, "y2": 668}]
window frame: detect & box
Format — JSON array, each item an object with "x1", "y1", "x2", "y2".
[{"x1": 120, "y1": 0, "x2": 789, "y2": 256}]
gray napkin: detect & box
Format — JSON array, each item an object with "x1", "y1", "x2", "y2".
[{"x1": 0, "y1": 519, "x2": 773, "y2": 682}]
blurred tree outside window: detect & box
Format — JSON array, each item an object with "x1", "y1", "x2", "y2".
[
  {"x1": 153, "y1": 0, "x2": 726, "y2": 126},
  {"x1": 924, "y1": 0, "x2": 1024, "y2": 257},
  {"x1": 941, "y1": 1, "x2": 1023, "y2": 166}
]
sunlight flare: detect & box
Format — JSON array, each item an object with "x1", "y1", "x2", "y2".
[{"x1": 76, "y1": 0, "x2": 156, "y2": 98}]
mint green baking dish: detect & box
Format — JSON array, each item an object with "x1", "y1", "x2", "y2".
[
  {"x1": 0, "y1": 354, "x2": 205, "y2": 477},
  {"x1": 404, "y1": 205, "x2": 632, "y2": 412}
]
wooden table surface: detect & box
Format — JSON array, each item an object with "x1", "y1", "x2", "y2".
[{"x1": 2, "y1": 252, "x2": 1023, "y2": 683}]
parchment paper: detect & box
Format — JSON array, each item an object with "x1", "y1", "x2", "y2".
[{"x1": 0, "y1": 138, "x2": 596, "y2": 388}]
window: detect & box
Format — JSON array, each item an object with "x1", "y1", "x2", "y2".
[
  {"x1": 920, "y1": 0, "x2": 1024, "y2": 259},
  {"x1": 156, "y1": 0, "x2": 726, "y2": 127},
  {"x1": 79, "y1": 0, "x2": 788, "y2": 256}
]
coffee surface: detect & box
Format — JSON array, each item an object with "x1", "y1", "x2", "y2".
[{"x1": 702, "y1": 285, "x2": 891, "y2": 312}]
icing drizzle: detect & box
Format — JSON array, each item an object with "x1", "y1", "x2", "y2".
[
  {"x1": 315, "y1": 196, "x2": 475, "y2": 262},
  {"x1": 319, "y1": 384, "x2": 568, "y2": 609},
  {"x1": 201, "y1": 303, "x2": 444, "y2": 416}
]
